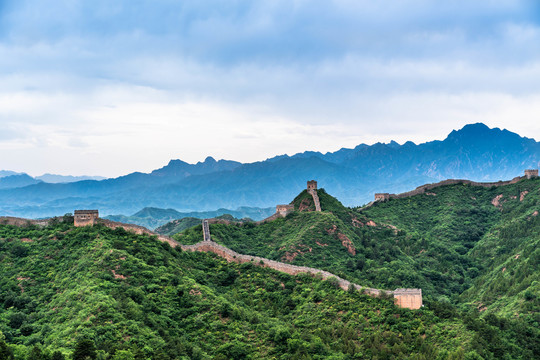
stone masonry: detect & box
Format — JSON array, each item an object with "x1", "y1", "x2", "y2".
[
  {"x1": 202, "y1": 219, "x2": 211, "y2": 241},
  {"x1": 74, "y1": 210, "x2": 99, "y2": 227},
  {"x1": 525, "y1": 169, "x2": 539, "y2": 179},
  {"x1": 393, "y1": 289, "x2": 423, "y2": 309},
  {"x1": 276, "y1": 204, "x2": 294, "y2": 217},
  {"x1": 370, "y1": 170, "x2": 539, "y2": 207},
  {"x1": 307, "y1": 180, "x2": 322, "y2": 212}
]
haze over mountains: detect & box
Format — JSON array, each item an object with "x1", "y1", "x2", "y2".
[{"x1": 0, "y1": 123, "x2": 538, "y2": 219}]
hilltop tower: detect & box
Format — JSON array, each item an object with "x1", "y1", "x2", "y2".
[
  {"x1": 525, "y1": 169, "x2": 538, "y2": 179},
  {"x1": 307, "y1": 180, "x2": 317, "y2": 191},
  {"x1": 374, "y1": 193, "x2": 390, "y2": 201},
  {"x1": 276, "y1": 204, "x2": 294, "y2": 217},
  {"x1": 74, "y1": 210, "x2": 99, "y2": 227}
]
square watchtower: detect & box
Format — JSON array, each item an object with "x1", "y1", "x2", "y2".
[
  {"x1": 525, "y1": 169, "x2": 538, "y2": 179},
  {"x1": 74, "y1": 210, "x2": 99, "y2": 227},
  {"x1": 307, "y1": 180, "x2": 317, "y2": 191}
]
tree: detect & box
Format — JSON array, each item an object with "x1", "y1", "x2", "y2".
[
  {"x1": 52, "y1": 351, "x2": 66, "y2": 360},
  {"x1": 72, "y1": 339, "x2": 97, "y2": 360},
  {"x1": 0, "y1": 331, "x2": 14, "y2": 360},
  {"x1": 111, "y1": 350, "x2": 135, "y2": 360},
  {"x1": 27, "y1": 345, "x2": 44, "y2": 360}
]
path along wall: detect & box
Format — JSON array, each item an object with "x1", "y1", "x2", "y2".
[
  {"x1": 389, "y1": 177, "x2": 523, "y2": 200},
  {"x1": 0, "y1": 217, "x2": 422, "y2": 309},
  {"x1": 182, "y1": 240, "x2": 384, "y2": 296}
]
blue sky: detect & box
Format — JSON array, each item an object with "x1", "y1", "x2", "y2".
[{"x1": 1, "y1": 0, "x2": 540, "y2": 176}]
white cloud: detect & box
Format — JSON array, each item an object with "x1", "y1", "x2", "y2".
[{"x1": 0, "y1": 0, "x2": 539, "y2": 176}]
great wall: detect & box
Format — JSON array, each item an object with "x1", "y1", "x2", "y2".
[
  {"x1": 366, "y1": 169, "x2": 539, "y2": 209},
  {"x1": 2, "y1": 170, "x2": 537, "y2": 310}
]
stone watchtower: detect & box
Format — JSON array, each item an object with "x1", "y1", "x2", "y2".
[
  {"x1": 276, "y1": 204, "x2": 294, "y2": 217},
  {"x1": 393, "y1": 288, "x2": 422, "y2": 309},
  {"x1": 74, "y1": 210, "x2": 99, "y2": 227},
  {"x1": 525, "y1": 169, "x2": 539, "y2": 179},
  {"x1": 375, "y1": 193, "x2": 390, "y2": 201},
  {"x1": 307, "y1": 180, "x2": 317, "y2": 191}
]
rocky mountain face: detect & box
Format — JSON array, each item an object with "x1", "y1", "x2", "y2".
[{"x1": 0, "y1": 123, "x2": 538, "y2": 218}]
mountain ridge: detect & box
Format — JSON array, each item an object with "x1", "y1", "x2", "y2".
[{"x1": 0, "y1": 123, "x2": 538, "y2": 218}]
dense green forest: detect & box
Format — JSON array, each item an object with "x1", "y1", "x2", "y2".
[
  {"x1": 1, "y1": 221, "x2": 521, "y2": 359},
  {"x1": 0, "y1": 220, "x2": 537, "y2": 359}
]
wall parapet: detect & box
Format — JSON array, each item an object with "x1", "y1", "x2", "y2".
[
  {"x1": 370, "y1": 174, "x2": 532, "y2": 205},
  {"x1": 182, "y1": 220, "x2": 422, "y2": 309}
]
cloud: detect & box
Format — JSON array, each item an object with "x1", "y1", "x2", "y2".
[{"x1": 0, "y1": 0, "x2": 539, "y2": 176}]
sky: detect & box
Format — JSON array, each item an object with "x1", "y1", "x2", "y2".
[{"x1": 1, "y1": 0, "x2": 540, "y2": 177}]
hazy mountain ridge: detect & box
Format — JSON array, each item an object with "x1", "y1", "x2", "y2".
[
  {"x1": 104, "y1": 206, "x2": 274, "y2": 230},
  {"x1": 0, "y1": 174, "x2": 42, "y2": 189},
  {"x1": 0, "y1": 123, "x2": 538, "y2": 218}
]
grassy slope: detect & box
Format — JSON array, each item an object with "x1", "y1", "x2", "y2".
[{"x1": 0, "y1": 222, "x2": 502, "y2": 359}]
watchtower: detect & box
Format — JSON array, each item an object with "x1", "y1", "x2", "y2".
[
  {"x1": 525, "y1": 169, "x2": 538, "y2": 179},
  {"x1": 393, "y1": 288, "x2": 422, "y2": 309},
  {"x1": 276, "y1": 204, "x2": 294, "y2": 216},
  {"x1": 375, "y1": 193, "x2": 390, "y2": 201},
  {"x1": 74, "y1": 210, "x2": 99, "y2": 227},
  {"x1": 307, "y1": 180, "x2": 317, "y2": 191}
]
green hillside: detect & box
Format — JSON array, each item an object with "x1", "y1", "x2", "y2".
[
  {"x1": 175, "y1": 182, "x2": 540, "y2": 358},
  {"x1": 2, "y1": 221, "x2": 523, "y2": 359},
  {"x1": 359, "y1": 178, "x2": 540, "y2": 317},
  {"x1": 156, "y1": 214, "x2": 252, "y2": 236}
]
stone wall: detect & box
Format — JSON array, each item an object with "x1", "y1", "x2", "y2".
[
  {"x1": 385, "y1": 176, "x2": 524, "y2": 200},
  {"x1": 309, "y1": 189, "x2": 322, "y2": 212},
  {"x1": 74, "y1": 210, "x2": 99, "y2": 227},
  {"x1": 97, "y1": 219, "x2": 179, "y2": 248},
  {"x1": 375, "y1": 193, "x2": 390, "y2": 201},
  {"x1": 181, "y1": 239, "x2": 385, "y2": 294},
  {"x1": 0, "y1": 214, "x2": 421, "y2": 309},
  {"x1": 202, "y1": 219, "x2": 211, "y2": 241},
  {"x1": 276, "y1": 204, "x2": 294, "y2": 216},
  {"x1": 0, "y1": 216, "x2": 55, "y2": 227}
]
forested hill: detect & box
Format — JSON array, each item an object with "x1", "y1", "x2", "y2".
[
  {"x1": 175, "y1": 177, "x2": 539, "y2": 358},
  {"x1": 4, "y1": 222, "x2": 536, "y2": 359}
]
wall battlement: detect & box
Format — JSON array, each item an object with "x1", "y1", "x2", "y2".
[
  {"x1": 276, "y1": 204, "x2": 294, "y2": 216},
  {"x1": 74, "y1": 210, "x2": 99, "y2": 227},
  {"x1": 181, "y1": 220, "x2": 422, "y2": 309},
  {"x1": 0, "y1": 213, "x2": 422, "y2": 309},
  {"x1": 525, "y1": 169, "x2": 539, "y2": 179},
  {"x1": 372, "y1": 170, "x2": 539, "y2": 204},
  {"x1": 307, "y1": 180, "x2": 322, "y2": 212}
]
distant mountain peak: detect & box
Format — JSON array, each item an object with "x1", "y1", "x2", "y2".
[
  {"x1": 446, "y1": 123, "x2": 495, "y2": 141},
  {"x1": 204, "y1": 156, "x2": 216, "y2": 163}
]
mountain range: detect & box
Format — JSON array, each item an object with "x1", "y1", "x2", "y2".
[{"x1": 0, "y1": 123, "x2": 538, "y2": 219}]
